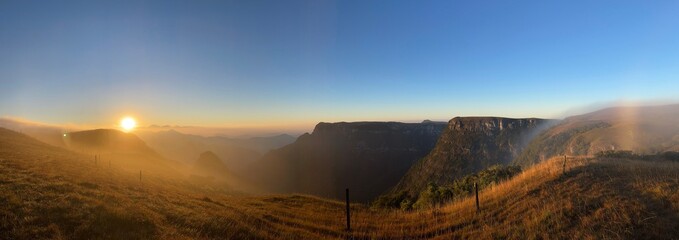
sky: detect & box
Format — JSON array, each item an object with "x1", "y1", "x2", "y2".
[{"x1": 1, "y1": 0, "x2": 679, "y2": 133}]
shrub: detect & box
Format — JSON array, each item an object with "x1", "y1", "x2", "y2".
[
  {"x1": 372, "y1": 191, "x2": 413, "y2": 209},
  {"x1": 596, "y1": 150, "x2": 679, "y2": 162},
  {"x1": 412, "y1": 183, "x2": 450, "y2": 210},
  {"x1": 595, "y1": 150, "x2": 637, "y2": 159},
  {"x1": 374, "y1": 165, "x2": 523, "y2": 210},
  {"x1": 412, "y1": 165, "x2": 522, "y2": 209},
  {"x1": 400, "y1": 198, "x2": 413, "y2": 211}
]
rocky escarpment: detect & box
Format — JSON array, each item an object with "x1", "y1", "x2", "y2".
[
  {"x1": 392, "y1": 117, "x2": 553, "y2": 196},
  {"x1": 249, "y1": 121, "x2": 447, "y2": 202}
]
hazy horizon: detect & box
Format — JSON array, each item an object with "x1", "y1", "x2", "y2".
[{"x1": 3, "y1": 100, "x2": 678, "y2": 137}]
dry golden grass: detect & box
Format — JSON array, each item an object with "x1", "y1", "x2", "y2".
[{"x1": 1, "y1": 128, "x2": 678, "y2": 239}]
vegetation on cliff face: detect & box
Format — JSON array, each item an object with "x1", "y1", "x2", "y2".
[
  {"x1": 374, "y1": 165, "x2": 522, "y2": 210},
  {"x1": 391, "y1": 117, "x2": 551, "y2": 197}
]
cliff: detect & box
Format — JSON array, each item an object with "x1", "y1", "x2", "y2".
[
  {"x1": 249, "y1": 121, "x2": 447, "y2": 202},
  {"x1": 392, "y1": 117, "x2": 553, "y2": 196}
]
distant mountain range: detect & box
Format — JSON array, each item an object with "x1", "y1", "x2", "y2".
[
  {"x1": 0, "y1": 118, "x2": 296, "y2": 176},
  {"x1": 248, "y1": 121, "x2": 447, "y2": 202},
  {"x1": 135, "y1": 130, "x2": 295, "y2": 173}
]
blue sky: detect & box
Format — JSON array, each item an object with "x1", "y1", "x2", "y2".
[{"x1": 1, "y1": 0, "x2": 678, "y2": 131}]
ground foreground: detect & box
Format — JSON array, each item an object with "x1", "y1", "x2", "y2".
[{"x1": 1, "y1": 128, "x2": 678, "y2": 239}]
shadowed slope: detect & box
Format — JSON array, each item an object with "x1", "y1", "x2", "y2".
[
  {"x1": 193, "y1": 151, "x2": 228, "y2": 176},
  {"x1": 250, "y1": 121, "x2": 447, "y2": 202}
]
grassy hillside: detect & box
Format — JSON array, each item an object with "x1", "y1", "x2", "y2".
[
  {"x1": 515, "y1": 104, "x2": 679, "y2": 167},
  {"x1": 1, "y1": 127, "x2": 678, "y2": 239}
]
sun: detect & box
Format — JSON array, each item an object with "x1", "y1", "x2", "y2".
[{"x1": 120, "y1": 117, "x2": 137, "y2": 132}]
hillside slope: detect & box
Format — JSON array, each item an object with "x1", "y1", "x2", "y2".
[
  {"x1": 514, "y1": 104, "x2": 679, "y2": 167},
  {"x1": 392, "y1": 117, "x2": 553, "y2": 196},
  {"x1": 0, "y1": 117, "x2": 76, "y2": 148},
  {"x1": 249, "y1": 121, "x2": 447, "y2": 202},
  {"x1": 65, "y1": 129, "x2": 159, "y2": 156},
  {"x1": 192, "y1": 151, "x2": 228, "y2": 176},
  {"x1": 0, "y1": 127, "x2": 678, "y2": 239}
]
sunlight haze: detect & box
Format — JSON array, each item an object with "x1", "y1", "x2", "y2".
[{"x1": 2, "y1": 1, "x2": 678, "y2": 133}]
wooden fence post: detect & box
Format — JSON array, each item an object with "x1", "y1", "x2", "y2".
[
  {"x1": 563, "y1": 155, "x2": 567, "y2": 175},
  {"x1": 475, "y1": 182, "x2": 480, "y2": 213},
  {"x1": 345, "y1": 188, "x2": 351, "y2": 231}
]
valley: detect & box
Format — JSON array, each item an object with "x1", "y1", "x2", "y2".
[
  {"x1": 1, "y1": 126, "x2": 678, "y2": 239},
  {"x1": 0, "y1": 105, "x2": 678, "y2": 239}
]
